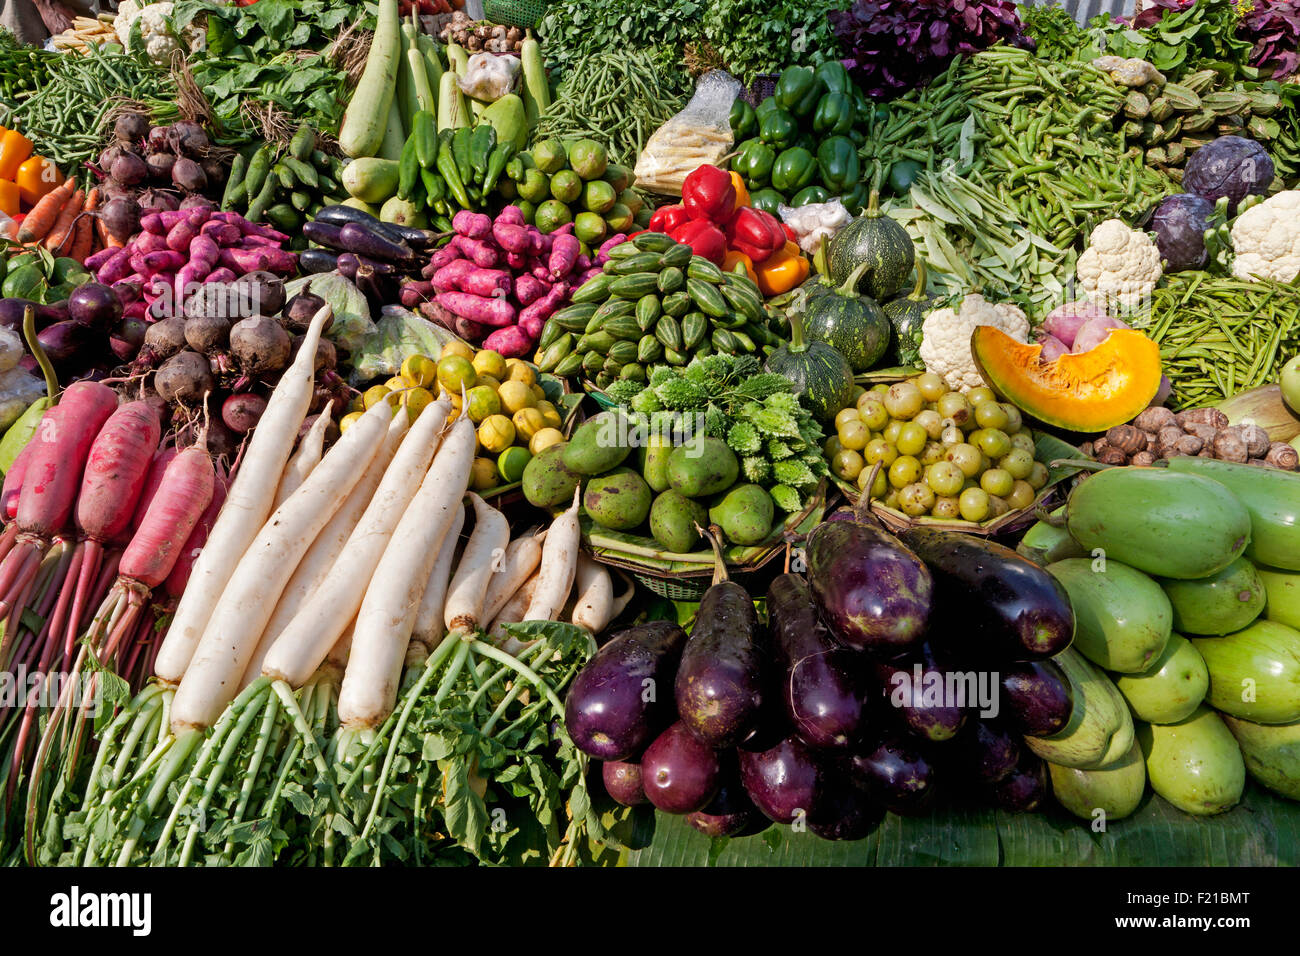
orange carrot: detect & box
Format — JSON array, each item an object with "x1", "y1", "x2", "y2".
[
  {"x1": 15, "y1": 178, "x2": 73, "y2": 243},
  {"x1": 44, "y1": 188, "x2": 84, "y2": 253},
  {"x1": 70, "y1": 188, "x2": 96, "y2": 262}
]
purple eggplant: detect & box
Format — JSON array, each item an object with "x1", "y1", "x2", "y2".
[
  {"x1": 850, "y1": 733, "x2": 940, "y2": 816},
  {"x1": 314, "y1": 204, "x2": 434, "y2": 247},
  {"x1": 999, "y1": 659, "x2": 1074, "y2": 737},
  {"x1": 640, "y1": 721, "x2": 722, "y2": 814},
  {"x1": 338, "y1": 222, "x2": 415, "y2": 262},
  {"x1": 564, "y1": 620, "x2": 687, "y2": 761},
  {"x1": 297, "y1": 248, "x2": 341, "y2": 274},
  {"x1": 36, "y1": 320, "x2": 95, "y2": 366},
  {"x1": 807, "y1": 517, "x2": 932, "y2": 658},
  {"x1": 898, "y1": 528, "x2": 1075, "y2": 663},
  {"x1": 674, "y1": 557, "x2": 764, "y2": 748},
  {"x1": 954, "y1": 718, "x2": 1021, "y2": 784},
  {"x1": 809, "y1": 763, "x2": 881, "y2": 841},
  {"x1": 686, "y1": 756, "x2": 762, "y2": 837},
  {"x1": 738, "y1": 734, "x2": 823, "y2": 824},
  {"x1": 601, "y1": 760, "x2": 648, "y2": 807},
  {"x1": 302, "y1": 219, "x2": 348, "y2": 251},
  {"x1": 768, "y1": 572, "x2": 868, "y2": 751},
  {"x1": 990, "y1": 752, "x2": 1050, "y2": 812},
  {"x1": 0, "y1": 298, "x2": 66, "y2": 330},
  {"x1": 871, "y1": 640, "x2": 968, "y2": 743}
]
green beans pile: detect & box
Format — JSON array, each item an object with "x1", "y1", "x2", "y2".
[
  {"x1": 535, "y1": 49, "x2": 691, "y2": 167},
  {"x1": 1135, "y1": 275, "x2": 1300, "y2": 410},
  {"x1": 1, "y1": 44, "x2": 169, "y2": 181}
]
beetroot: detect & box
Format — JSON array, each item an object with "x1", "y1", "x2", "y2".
[
  {"x1": 184, "y1": 313, "x2": 231, "y2": 355},
  {"x1": 154, "y1": 350, "x2": 214, "y2": 405},
  {"x1": 111, "y1": 151, "x2": 149, "y2": 187},
  {"x1": 221, "y1": 392, "x2": 267, "y2": 433},
  {"x1": 230, "y1": 315, "x2": 291, "y2": 376}
]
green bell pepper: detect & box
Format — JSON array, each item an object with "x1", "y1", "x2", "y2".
[
  {"x1": 791, "y1": 185, "x2": 831, "y2": 207},
  {"x1": 816, "y1": 136, "x2": 861, "y2": 194},
  {"x1": 773, "y1": 66, "x2": 823, "y2": 117},
  {"x1": 889, "y1": 159, "x2": 924, "y2": 194},
  {"x1": 730, "y1": 98, "x2": 757, "y2": 140},
  {"x1": 755, "y1": 96, "x2": 779, "y2": 120},
  {"x1": 758, "y1": 109, "x2": 799, "y2": 150},
  {"x1": 814, "y1": 61, "x2": 852, "y2": 95},
  {"x1": 734, "y1": 139, "x2": 776, "y2": 188},
  {"x1": 771, "y1": 147, "x2": 817, "y2": 193},
  {"x1": 748, "y1": 188, "x2": 786, "y2": 215},
  {"x1": 812, "y1": 92, "x2": 856, "y2": 136},
  {"x1": 838, "y1": 181, "x2": 869, "y2": 215}
]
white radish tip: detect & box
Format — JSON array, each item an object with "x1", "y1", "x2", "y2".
[{"x1": 570, "y1": 485, "x2": 580, "y2": 508}]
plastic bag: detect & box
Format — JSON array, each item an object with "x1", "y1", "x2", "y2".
[
  {"x1": 349, "y1": 305, "x2": 459, "y2": 384},
  {"x1": 459, "y1": 52, "x2": 520, "y2": 102},
  {"x1": 0, "y1": 368, "x2": 46, "y2": 433},
  {"x1": 0, "y1": 327, "x2": 24, "y2": 375},
  {"x1": 779, "y1": 200, "x2": 853, "y2": 256},
  {"x1": 635, "y1": 71, "x2": 740, "y2": 197},
  {"x1": 282, "y1": 272, "x2": 376, "y2": 356}
]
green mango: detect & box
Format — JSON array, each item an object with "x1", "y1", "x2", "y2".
[
  {"x1": 1138, "y1": 706, "x2": 1245, "y2": 816},
  {"x1": 521, "y1": 443, "x2": 583, "y2": 509},
  {"x1": 1113, "y1": 633, "x2": 1209, "y2": 725},
  {"x1": 1159, "y1": 556, "x2": 1265, "y2": 636},
  {"x1": 561, "y1": 412, "x2": 632, "y2": 476},
  {"x1": 1016, "y1": 507, "x2": 1088, "y2": 567},
  {"x1": 0, "y1": 397, "x2": 50, "y2": 475},
  {"x1": 649, "y1": 489, "x2": 707, "y2": 554},
  {"x1": 1047, "y1": 558, "x2": 1172, "y2": 674},
  {"x1": 1221, "y1": 713, "x2": 1300, "y2": 801},
  {"x1": 666, "y1": 437, "x2": 738, "y2": 499},
  {"x1": 1191, "y1": 620, "x2": 1300, "y2": 724},
  {"x1": 1048, "y1": 738, "x2": 1146, "y2": 822},
  {"x1": 583, "y1": 467, "x2": 651, "y2": 532},
  {"x1": 1257, "y1": 565, "x2": 1300, "y2": 630},
  {"x1": 638, "y1": 435, "x2": 673, "y2": 493},
  {"x1": 708, "y1": 483, "x2": 774, "y2": 546}
]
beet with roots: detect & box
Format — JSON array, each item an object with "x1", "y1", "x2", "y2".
[
  {"x1": 169, "y1": 121, "x2": 209, "y2": 157},
  {"x1": 200, "y1": 157, "x2": 225, "y2": 187},
  {"x1": 138, "y1": 316, "x2": 188, "y2": 366},
  {"x1": 138, "y1": 188, "x2": 179, "y2": 212},
  {"x1": 98, "y1": 144, "x2": 125, "y2": 172},
  {"x1": 222, "y1": 392, "x2": 267, "y2": 434},
  {"x1": 231, "y1": 272, "x2": 286, "y2": 317},
  {"x1": 115, "y1": 112, "x2": 150, "y2": 146},
  {"x1": 147, "y1": 126, "x2": 171, "y2": 153},
  {"x1": 99, "y1": 197, "x2": 140, "y2": 243},
  {"x1": 110, "y1": 151, "x2": 149, "y2": 187},
  {"x1": 230, "y1": 315, "x2": 291, "y2": 376},
  {"x1": 171, "y1": 157, "x2": 207, "y2": 192},
  {"x1": 298, "y1": 411, "x2": 340, "y2": 444},
  {"x1": 145, "y1": 152, "x2": 176, "y2": 180},
  {"x1": 155, "y1": 350, "x2": 215, "y2": 405},
  {"x1": 185, "y1": 313, "x2": 231, "y2": 355},
  {"x1": 282, "y1": 290, "x2": 326, "y2": 334},
  {"x1": 179, "y1": 195, "x2": 214, "y2": 212}
]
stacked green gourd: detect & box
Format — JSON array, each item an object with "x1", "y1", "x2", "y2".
[
  {"x1": 222, "y1": 125, "x2": 347, "y2": 239},
  {"x1": 534, "y1": 233, "x2": 779, "y2": 391}
]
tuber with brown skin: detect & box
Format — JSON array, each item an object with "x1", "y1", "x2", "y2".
[{"x1": 155, "y1": 350, "x2": 215, "y2": 405}]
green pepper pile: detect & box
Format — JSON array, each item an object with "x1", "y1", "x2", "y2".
[
  {"x1": 397, "y1": 114, "x2": 520, "y2": 231},
  {"x1": 729, "y1": 63, "x2": 871, "y2": 215}
]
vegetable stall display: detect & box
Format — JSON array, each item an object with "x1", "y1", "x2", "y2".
[{"x1": 0, "y1": 0, "x2": 1297, "y2": 870}]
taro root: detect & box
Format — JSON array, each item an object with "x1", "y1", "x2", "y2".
[
  {"x1": 1213, "y1": 427, "x2": 1249, "y2": 463},
  {"x1": 1183, "y1": 421, "x2": 1218, "y2": 443},
  {"x1": 1240, "y1": 424, "x2": 1270, "y2": 459},
  {"x1": 1131, "y1": 451, "x2": 1157, "y2": 467},
  {"x1": 155, "y1": 349, "x2": 215, "y2": 405},
  {"x1": 1173, "y1": 434, "x2": 1204, "y2": 457},
  {"x1": 1133, "y1": 406, "x2": 1177, "y2": 433},
  {"x1": 1266, "y1": 442, "x2": 1300, "y2": 470},
  {"x1": 1177, "y1": 407, "x2": 1229, "y2": 430},
  {"x1": 1096, "y1": 445, "x2": 1129, "y2": 466},
  {"x1": 230, "y1": 315, "x2": 291, "y2": 377},
  {"x1": 1105, "y1": 424, "x2": 1147, "y2": 455},
  {"x1": 1156, "y1": 425, "x2": 1185, "y2": 454}
]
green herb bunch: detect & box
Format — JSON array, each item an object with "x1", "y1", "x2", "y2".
[{"x1": 701, "y1": 0, "x2": 841, "y2": 84}]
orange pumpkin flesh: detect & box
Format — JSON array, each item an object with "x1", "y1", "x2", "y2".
[{"x1": 971, "y1": 326, "x2": 1162, "y2": 432}]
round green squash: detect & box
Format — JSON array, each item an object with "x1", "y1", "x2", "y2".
[
  {"x1": 882, "y1": 259, "x2": 941, "y2": 368},
  {"x1": 826, "y1": 189, "x2": 915, "y2": 302},
  {"x1": 803, "y1": 261, "x2": 890, "y2": 373},
  {"x1": 764, "y1": 311, "x2": 854, "y2": 423}
]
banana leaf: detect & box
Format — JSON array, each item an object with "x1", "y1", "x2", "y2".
[{"x1": 622, "y1": 785, "x2": 1299, "y2": 867}]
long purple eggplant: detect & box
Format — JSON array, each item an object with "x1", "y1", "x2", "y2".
[
  {"x1": 807, "y1": 516, "x2": 932, "y2": 658},
  {"x1": 768, "y1": 572, "x2": 867, "y2": 751},
  {"x1": 999, "y1": 659, "x2": 1074, "y2": 736},
  {"x1": 871, "y1": 640, "x2": 968, "y2": 742},
  {"x1": 640, "y1": 721, "x2": 721, "y2": 814},
  {"x1": 738, "y1": 734, "x2": 823, "y2": 824},
  {"x1": 338, "y1": 222, "x2": 415, "y2": 262},
  {"x1": 954, "y1": 718, "x2": 1021, "y2": 784},
  {"x1": 564, "y1": 620, "x2": 687, "y2": 761},
  {"x1": 849, "y1": 733, "x2": 940, "y2": 816}
]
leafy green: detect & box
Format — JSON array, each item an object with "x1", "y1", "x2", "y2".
[{"x1": 702, "y1": 0, "x2": 842, "y2": 84}]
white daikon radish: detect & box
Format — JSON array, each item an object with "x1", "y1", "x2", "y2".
[
  {"x1": 273, "y1": 401, "x2": 333, "y2": 509},
  {"x1": 570, "y1": 554, "x2": 612, "y2": 633},
  {"x1": 479, "y1": 530, "x2": 542, "y2": 626},
  {"x1": 523, "y1": 488, "x2": 581, "y2": 623},
  {"x1": 442, "y1": 493, "x2": 510, "y2": 634},
  {"x1": 410, "y1": 500, "x2": 465, "y2": 649}
]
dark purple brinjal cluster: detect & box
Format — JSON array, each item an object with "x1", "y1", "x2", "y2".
[{"x1": 564, "y1": 515, "x2": 1079, "y2": 841}]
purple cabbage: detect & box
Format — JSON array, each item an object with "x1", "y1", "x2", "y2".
[
  {"x1": 1149, "y1": 193, "x2": 1215, "y2": 273},
  {"x1": 1182, "y1": 135, "x2": 1275, "y2": 212},
  {"x1": 829, "y1": 0, "x2": 1030, "y2": 100}
]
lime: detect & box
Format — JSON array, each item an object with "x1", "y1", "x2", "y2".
[
  {"x1": 550, "y1": 169, "x2": 582, "y2": 203},
  {"x1": 535, "y1": 400, "x2": 562, "y2": 430},
  {"x1": 478, "y1": 414, "x2": 516, "y2": 453},
  {"x1": 403, "y1": 386, "x2": 435, "y2": 420},
  {"x1": 568, "y1": 138, "x2": 608, "y2": 180},
  {"x1": 477, "y1": 374, "x2": 501, "y2": 393},
  {"x1": 497, "y1": 446, "x2": 532, "y2": 484},
  {"x1": 532, "y1": 139, "x2": 568, "y2": 175},
  {"x1": 437, "y1": 355, "x2": 477, "y2": 395},
  {"x1": 339, "y1": 410, "x2": 365, "y2": 433},
  {"x1": 517, "y1": 199, "x2": 537, "y2": 225},
  {"x1": 603, "y1": 203, "x2": 633, "y2": 232},
  {"x1": 574, "y1": 211, "x2": 607, "y2": 245},
  {"x1": 534, "y1": 199, "x2": 573, "y2": 234},
  {"x1": 504, "y1": 359, "x2": 537, "y2": 386},
  {"x1": 616, "y1": 188, "x2": 643, "y2": 216},
  {"x1": 362, "y1": 384, "x2": 392, "y2": 410},
  {"x1": 472, "y1": 349, "x2": 507, "y2": 380},
  {"x1": 518, "y1": 168, "x2": 550, "y2": 204},
  {"x1": 583, "y1": 179, "x2": 617, "y2": 214},
  {"x1": 465, "y1": 385, "x2": 502, "y2": 423}
]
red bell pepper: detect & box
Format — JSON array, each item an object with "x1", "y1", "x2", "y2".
[
  {"x1": 669, "y1": 219, "x2": 727, "y2": 265},
  {"x1": 726, "y1": 207, "x2": 786, "y2": 264},
  {"x1": 781, "y1": 222, "x2": 797, "y2": 243},
  {"x1": 648, "y1": 203, "x2": 690, "y2": 236},
  {"x1": 682, "y1": 164, "x2": 736, "y2": 223}
]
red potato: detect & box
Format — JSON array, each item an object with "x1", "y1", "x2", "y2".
[{"x1": 435, "y1": 291, "x2": 516, "y2": 328}]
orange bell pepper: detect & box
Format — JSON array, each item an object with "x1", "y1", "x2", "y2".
[
  {"x1": 728, "y1": 172, "x2": 750, "y2": 211},
  {"x1": 15, "y1": 156, "x2": 60, "y2": 206},
  {"x1": 755, "y1": 241, "x2": 810, "y2": 297},
  {"x1": 723, "y1": 249, "x2": 758, "y2": 285},
  {"x1": 0, "y1": 180, "x2": 18, "y2": 218},
  {"x1": 0, "y1": 129, "x2": 34, "y2": 182}
]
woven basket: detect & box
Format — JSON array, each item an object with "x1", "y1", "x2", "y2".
[
  {"x1": 742, "y1": 73, "x2": 780, "y2": 107},
  {"x1": 482, "y1": 0, "x2": 544, "y2": 29}
]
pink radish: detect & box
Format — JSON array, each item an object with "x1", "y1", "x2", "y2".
[
  {"x1": 164, "y1": 467, "x2": 227, "y2": 601},
  {"x1": 130, "y1": 445, "x2": 179, "y2": 535}
]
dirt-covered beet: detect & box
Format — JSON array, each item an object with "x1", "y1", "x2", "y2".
[
  {"x1": 231, "y1": 272, "x2": 286, "y2": 318},
  {"x1": 185, "y1": 313, "x2": 231, "y2": 355},
  {"x1": 230, "y1": 315, "x2": 291, "y2": 377},
  {"x1": 139, "y1": 316, "x2": 187, "y2": 366},
  {"x1": 155, "y1": 350, "x2": 214, "y2": 405}
]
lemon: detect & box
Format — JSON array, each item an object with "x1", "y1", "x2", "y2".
[
  {"x1": 440, "y1": 340, "x2": 475, "y2": 362},
  {"x1": 478, "y1": 414, "x2": 516, "y2": 453},
  {"x1": 403, "y1": 386, "x2": 435, "y2": 420},
  {"x1": 512, "y1": 407, "x2": 545, "y2": 441},
  {"x1": 465, "y1": 385, "x2": 502, "y2": 423},
  {"x1": 477, "y1": 374, "x2": 502, "y2": 393},
  {"x1": 339, "y1": 410, "x2": 365, "y2": 433},
  {"x1": 401, "y1": 354, "x2": 437, "y2": 388},
  {"x1": 498, "y1": 380, "x2": 535, "y2": 414},
  {"x1": 437, "y1": 355, "x2": 478, "y2": 395},
  {"x1": 347, "y1": 393, "x2": 366, "y2": 414},
  {"x1": 473, "y1": 349, "x2": 507, "y2": 380},
  {"x1": 504, "y1": 359, "x2": 537, "y2": 387},
  {"x1": 362, "y1": 384, "x2": 393, "y2": 409},
  {"x1": 529, "y1": 427, "x2": 565, "y2": 454},
  {"x1": 529, "y1": 383, "x2": 547, "y2": 404},
  {"x1": 536, "y1": 400, "x2": 563, "y2": 429},
  {"x1": 497, "y1": 446, "x2": 531, "y2": 484},
  {"x1": 469, "y1": 456, "x2": 499, "y2": 491}
]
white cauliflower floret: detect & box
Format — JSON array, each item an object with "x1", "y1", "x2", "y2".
[
  {"x1": 114, "y1": 1, "x2": 203, "y2": 64},
  {"x1": 919, "y1": 293, "x2": 1028, "y2": 392},
  {"x1": 1076, "y1": 219, "x2": 1163, "y2": 310},
  {"x1": 1231, "y1": 191, "x2": 1300, "y2": 284}
]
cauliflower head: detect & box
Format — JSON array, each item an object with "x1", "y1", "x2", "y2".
[
  {"x1": 1230, "y1": 191, "x2": 1300, "y2": 284},
  {"x1": 919, "y1": 293, "x2": 1028, "y2": 392},
  {"x1": 114, "y1": 1, "x2": 204, "y2": 64},
  {"x1": 1077, "y1": 219, "x2": 1163, "y2": 310}
]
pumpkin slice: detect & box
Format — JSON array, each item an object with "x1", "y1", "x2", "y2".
[{"x1": 971, "y1": 326, "x2": 1162, "y2": 432}]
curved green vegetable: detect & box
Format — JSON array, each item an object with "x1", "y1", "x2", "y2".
[{"x1": 0, "y1": 305, "x2": 57, "y2": 474}]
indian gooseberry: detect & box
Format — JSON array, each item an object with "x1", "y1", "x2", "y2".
[
  {"x1": 839, "y1": 419, "x2": 870, "y2": 451},
  {"x1": 915, "y1": 372, "x2": 947, "y2": 402},
  {"x1": 858, "y1": 398, "x2": 889, "y2": 431},
  {"x1": 932, "y1": 496, "x2": 961, "y2": 520},
  {"x1": 864, "y1": 439, "x2": 898, "y2": 467},
  {"x1": 884, "y1": 382, "x2": 924, "y2": 419},
  {"x1": 980, "y1": 468, "x2": 1014, "y2": 498},
  {"x1": 889, "y1": 455, "x2": 922, "y2": 488},
  {"x1": 958, "y1": 487, "x2": 991, "y2": 522},
  {"x1": 1011, "y1": 432, "x2": 1035, "y2": 455},
  {"x1": 914, "y1": 409, "x2": 944, "y2": 440},
  {"x1": 899, "y1": 482, "x2": 936, "y2": 516},
  {"x1": 833, "y1": 449, "x2": 865, "y2": 481},
  {"x1": 975, "y1": 429, "x2": 1011, "y2": 459},
  {"x1": 967, "y1": 386, "x2": 996, "y2": 406},
  {"x1": 941, "y1": 424, "x2": 964, "y2": 445},
  {"x1": 824, "y1": 435, "x2": 843, "y2": 459},
  {"x1": 927, "y1": 461, "x2": 964, "y2": 497},
  {"x1": 1000, "y1": 448, "x2": 1035, "y2": 480},
  {"x1": 1001, "y1": 403, "x2": 1023, "y2": 432},
  {"x1": 920, "y1": 441, "x2": 946, "y2": 466},
  {"x1": 896, "y1": 422, "x2": 927, "y2": 456},
  {"x1": 1027, "y1": 461, "x2": 1050, "y2": 489},
  {"x1": 859, "y1": 464, "x2": 887, "y2": 497},
  {"x1": 1007, "y1": 479, "x2": 1036, "y2": 510},
  {"x1": 974, "y1": 401, "x2": 1009, "y2": 431},
  {"x1": 946, "y1": 443, "x2": 982, "y2": 477},
  {"x1": 935, "y1": 391, "x2": 971, "y2": 426},
  {"x1": 882, "y1": 420, "x2": 903, "y2": 444}
]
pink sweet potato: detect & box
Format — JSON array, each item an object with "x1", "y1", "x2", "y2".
[
  {"x1": 483, "y1": 325, "x2": 533, "y2": 358},
  {"x1": 497, "y1": 206, "x2": 525, "y2": 226},
  {"x1": 513, "y1": 274, "x2": 548, "y2": 306},
  {"x1": 451, "y1": 235, "x2": 499, "y2": 268},
  {"x1": 548, "y1": 234, "x2": 580, "y2": 280},
  {"x1": 435, "y1": 290, "x2": 515, "y2": 328},
  {"x1": 492, "y1": 221, "x2": 531, "y2": 254},
  {"x1": 518, "y1": 282, "x2": 568, "y2": 338},
  {"x1": 431, "y1": 259, "x2": 477, "y2": 293},
  {"x1": 453, "y1": 210, "x2": 493, "y2": 239}
]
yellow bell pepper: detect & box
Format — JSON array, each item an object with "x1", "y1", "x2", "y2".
[
  {"x1": 0, "y1": 129, "x2": 34, "y2": 182},
  {"x1": 728, "y1": 171, "x2": 750, "y2": 211},
  {"x1": 722, "y1": 249, "x2": 758, "y2": 285},
  {"x1": 15, "y1": 156, "x2": 60, "y2": 206},
  {"x1": 0, "y1": 180, "x2": 18, "y2": 218},
  {"x1": 755, "y1": 241, "x2": 810, "y2": 296}
]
